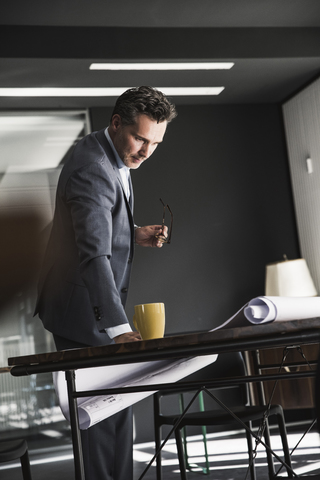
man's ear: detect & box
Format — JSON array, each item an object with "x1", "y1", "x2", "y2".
[{"x1": 110, "y1": 114, "x2": 122, "y2": 132}]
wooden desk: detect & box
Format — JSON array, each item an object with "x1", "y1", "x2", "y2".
[
  {"x1": 8, "y1": 318, "x2": 320, "y2": 373},
  {"x1": 8, "y1": 319, "x2": 320, "y2": 480}
]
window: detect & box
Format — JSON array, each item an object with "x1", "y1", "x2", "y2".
[{"x1": 0, "y1": 111, "x2": 90, "y2": 437}]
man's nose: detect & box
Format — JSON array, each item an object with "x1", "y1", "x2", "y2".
[{"x1": 139, "y1": 143, "x2": 152, "y2": 158}]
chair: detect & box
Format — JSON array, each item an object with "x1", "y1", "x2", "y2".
[
  {"x1": 0, "y1": 438, "x2": 32, "y2": 479},
  {"x1": 154, "y1": 351, "x2": 292, "y2": 480}
]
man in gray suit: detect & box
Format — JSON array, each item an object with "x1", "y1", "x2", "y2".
[{"x1": 35, "y1": 86, "x2": 177, "y2": 479}]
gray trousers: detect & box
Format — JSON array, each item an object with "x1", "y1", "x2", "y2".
[{"x1": 53, "y1": 334, "x2": 133, "y2": 480}]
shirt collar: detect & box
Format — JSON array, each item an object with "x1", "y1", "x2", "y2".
[{"x1": 105, "y1": 127, "x2": 129, "y2": 172}]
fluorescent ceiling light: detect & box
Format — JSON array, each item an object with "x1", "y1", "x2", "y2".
[
  {"x1": 90, "y1": 62, "x2": 234, "y2": 70},
  {"x1": 0, "y1": 87, "x2": 224, "y2": 97},
  {"x1": 161, "y1": 87, "x2": 224, "y2": 95}
]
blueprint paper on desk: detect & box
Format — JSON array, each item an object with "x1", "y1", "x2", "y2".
[
  {"x1": 54, "y1": 295, "x2": 320, "y2": 429},
  {"x1": 211, "y1": 295, "x2": 320, "y2": 331},
  {"x1": 53, "y1": 354, "x2": 218, "y2": 429}
]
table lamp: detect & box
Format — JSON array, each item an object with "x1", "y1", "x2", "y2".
[{"x1": 265, "y1": 256, "x2": 317, "y2": 297}]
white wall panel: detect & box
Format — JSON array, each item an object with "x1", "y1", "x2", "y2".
[{"x1": 283, "y1": 77, "x2": 320, "y2": 293}]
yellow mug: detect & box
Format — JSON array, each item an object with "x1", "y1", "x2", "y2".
[{"x1": 133, "y1": 303, "x2": 165, "y2": 340}]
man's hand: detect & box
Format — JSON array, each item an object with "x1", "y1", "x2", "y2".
[
  {"x1": 135, "y1": 225, "x2": 169, "y2": 248},
  {"x1": 114, "y1": 332, "x2": 142, "y2": 343}
]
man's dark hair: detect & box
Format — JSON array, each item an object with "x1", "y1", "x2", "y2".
[{"x1": 111, "y1": 86, "x2": 177, "y2": 126}]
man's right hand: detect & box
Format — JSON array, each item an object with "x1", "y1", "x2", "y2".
[{"x1": 114, "y1": 332, "x2": 142, "y2": 343}]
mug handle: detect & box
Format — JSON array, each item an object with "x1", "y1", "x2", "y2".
[{"x1": 133, "y1": 315, "x2": 139, "y2": 333}]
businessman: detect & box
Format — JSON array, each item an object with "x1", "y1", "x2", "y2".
[{"x1": 34, "y1": 86, "x2": 177, "y2": 479}]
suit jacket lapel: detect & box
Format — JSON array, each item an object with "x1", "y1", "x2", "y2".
[
  {"x1": 128, "y1": 174, "x2": 134, "y2": 212},
  {"x1": 95, "y1": 128, "x2": 134, "y2": 223}
]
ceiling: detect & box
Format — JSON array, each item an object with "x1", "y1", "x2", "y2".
[{"x1": 1, "y1": 0, "x2": 320, "y2": 109}]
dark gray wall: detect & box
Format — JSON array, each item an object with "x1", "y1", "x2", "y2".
[
  {"x1": 91, "y1": 103, "x2": 299, "y2": 334},
  {"x1": 90, "y1": 103, "x2": 300, "y2": 442}
]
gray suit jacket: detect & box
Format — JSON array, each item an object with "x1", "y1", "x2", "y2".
[{"x1": 35, "y1": 129, "x2": 135, "y2": 346}]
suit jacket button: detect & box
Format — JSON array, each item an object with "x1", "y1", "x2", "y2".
[
  {"x1": 128, "y1": 257, "x2": 132, "y2": 264},
  {"x1": 121, "y1": 288, "x2": 128, "y2": 293},
  {"x1": 94, "y1": 306, "x2": 103, "y2": 320}
]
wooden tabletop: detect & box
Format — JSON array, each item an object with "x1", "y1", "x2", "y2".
[{"x1": 8, "y1": 318, "x2": 320, "y2": 376}]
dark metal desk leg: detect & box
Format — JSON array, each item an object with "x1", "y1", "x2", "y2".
[
  {"x1": 251, "y1": 350, "x2": 266, "y2": 405},
  {"x1": 65, "y1": 370, "x2": 85, "y2": 480}
]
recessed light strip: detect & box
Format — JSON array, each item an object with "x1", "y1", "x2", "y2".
[
  {"x1": 89, "y1": 62, "x2": 234, "y2": 70},
  {"x1": 0, "y1": 87, "x2": 224, "y2": 97}
]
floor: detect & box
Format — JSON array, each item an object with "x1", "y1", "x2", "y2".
[{"x1": 0, "y1": 422, "x2": 319, "y2": 480}]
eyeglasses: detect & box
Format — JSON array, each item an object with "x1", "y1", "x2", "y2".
[{"x1": 155, "y1": 198, "x2": 173, "y2": 244}]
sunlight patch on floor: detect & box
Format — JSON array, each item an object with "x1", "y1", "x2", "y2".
[{"x1": 133, "y1": 429, "x2": 320, "y2": 478}]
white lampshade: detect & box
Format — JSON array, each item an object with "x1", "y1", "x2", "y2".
[{"x1": 265, "y1": 258, "x2": 317, "y2": 297}]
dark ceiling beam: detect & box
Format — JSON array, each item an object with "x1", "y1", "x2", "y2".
[{"x1": 2, "y1": 26, "x2": 320, "y2": 59}]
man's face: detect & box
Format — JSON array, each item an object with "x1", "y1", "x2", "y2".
[{"x1": 110, "y1": 114, "x2": 167, "y2": 169}]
